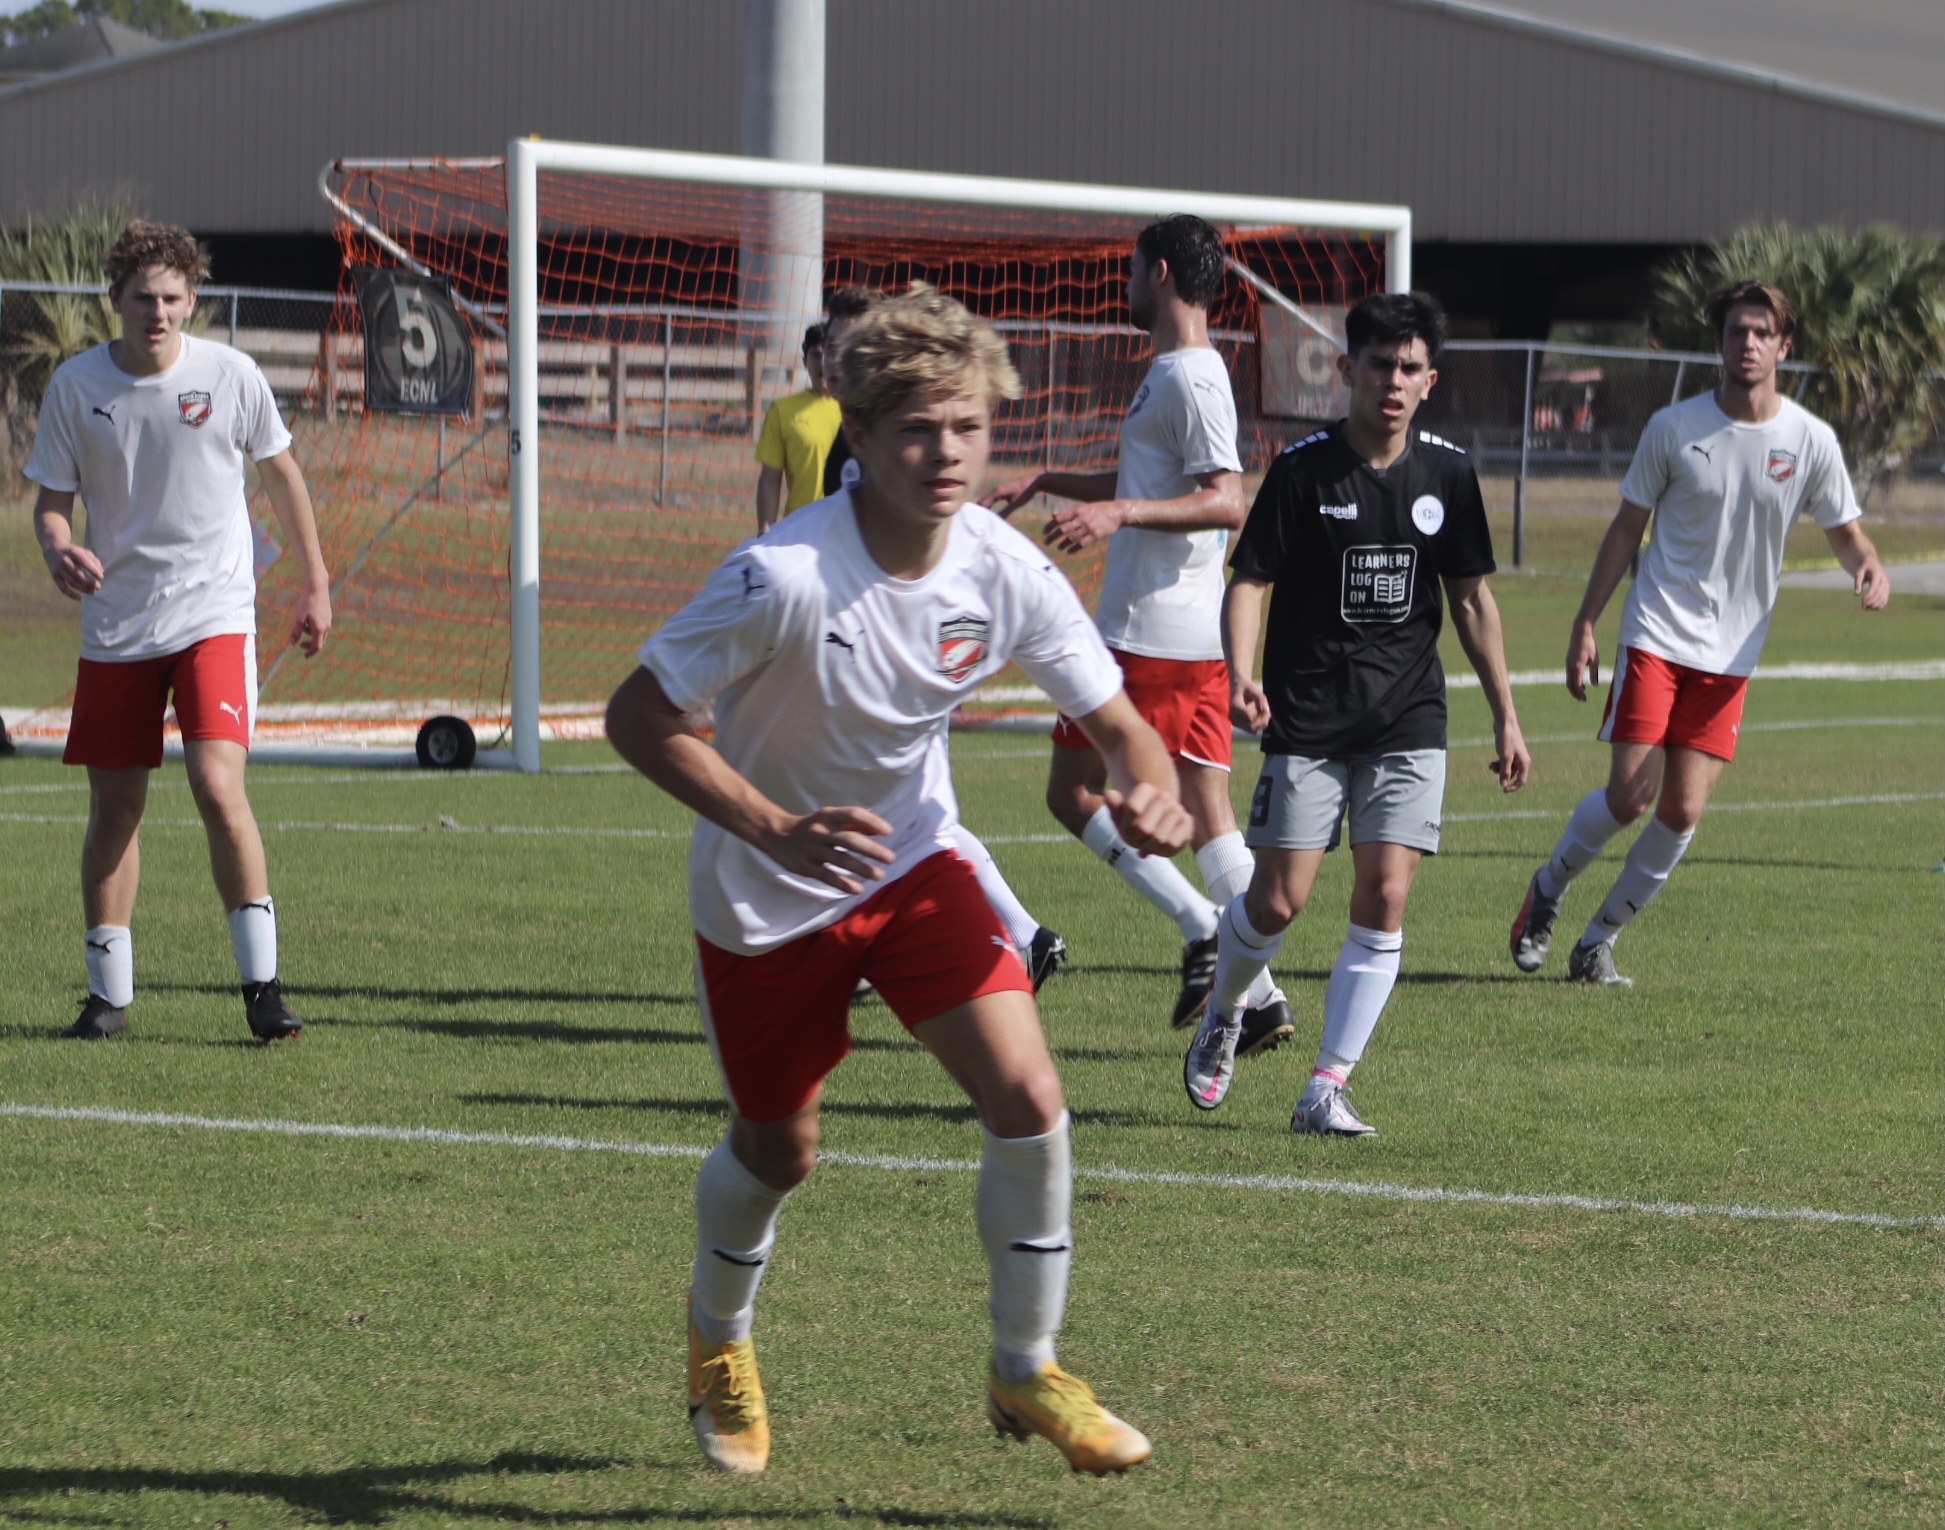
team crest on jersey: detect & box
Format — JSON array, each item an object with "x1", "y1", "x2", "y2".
[
  {"x1": 939, "y1": 615, "x2": 990, "y2": 683},
  {"x1": 1766, "y1": 449, "x2": 1798, "y2": 483},
  {"x1": 177, "y1": 390, "x2": 212, "y2": 428}
]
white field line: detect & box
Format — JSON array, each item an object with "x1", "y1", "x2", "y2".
[
  {"x1": 3, "y1": 789, "x2": 1937, "y2": 840},
  {"x1": 2, "y1": 1102, "x2": 1934, "y2": 1230}
]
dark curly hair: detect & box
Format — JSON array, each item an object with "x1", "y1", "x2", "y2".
[
  {"x1": 1344, "y1": 291, "x2": 1449, "y2": 361},
  {"x1": 104, "y1": 219, "x2": 210, "y2": 297}
]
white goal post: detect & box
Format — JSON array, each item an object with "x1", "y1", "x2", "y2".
[{"x1": 499, "y1": 139, "x2": 1412, "y2": 772}]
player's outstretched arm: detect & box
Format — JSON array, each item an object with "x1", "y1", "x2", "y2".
[
  {"x1": 32, "y1": 487, "x2": 102, "y2": 600},
  {"x1": 605, "y1": 666, "x2": 895, "y2": 894},
  {"x1": 256, "y1": 450, "x2": 333, "y2": 657},
  {"x1": 986, "y1": 469, "x2": 1120, "y2": 517},
  {"x1": 1221, "y1": 574, "x2": 1273, "y2": 733},
  {"x1": 1825, "y1": 520, "x2": 1891, "y2": 610},
  {"x1": 1567, "y1": 499, "x2": 1654, "y2": 700},
  {"x1": 1446, "y1": 575, "x2": 1530, "y2": 793},
  {"x1": 1068, "y1": 692, "x2": 1194, "y2": 857},
  {"x1": 1040, "y1": 470, "x2": 1247, "y2": 556}
]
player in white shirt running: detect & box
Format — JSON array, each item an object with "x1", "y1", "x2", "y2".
[
  {"x1": 991, "y1": 215, "x2": 1293, "y2": 1047},
  {"x1": 26, "y1": 221, "x2": 332, "y2": 1042},
  {"x1": 1510, "y1": 279, "x2": 1890, "y2": 986},
  {"x1": 606, "y1": 287, "x2": 1188, "y2": 1478}
]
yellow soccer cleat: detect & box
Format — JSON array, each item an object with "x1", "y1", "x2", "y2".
[
  {"x1": 686, "y1": 1294, "x2": 771, "y2": 1474},
  {"x1": 985, "y1": 1361, "x2": 1153, "y2": 1475}
]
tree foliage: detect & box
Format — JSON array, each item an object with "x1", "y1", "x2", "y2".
[
  {"x1": 1, "y1": 1, "x2": 247, "y2": 45},
  {"x1": 1648, "y1": 222, "x2": 1945, "y2": 504}
]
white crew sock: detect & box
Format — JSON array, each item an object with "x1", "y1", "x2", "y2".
[
  {"x1": 227, "y1": 897, "x2": 278, "y2": 985},
  {"x1": 84, "y1": 925, "x2": 134, "y2": 1008},
  {"x1": 1081, "y1": 805, "x2": 1216, "y2": 942},
  {"x1": 1313, "y1": 923, "x2": 1403, "y2": 1082},
  {"x1": 1581, "y1": 818, "x2": 1694, "y2": 950},
  {"x1": 953, "y1": 825, "x2": 1040, "y2": 950},
  {"x1": 1197, "y1": 833, "x2": 1280, "y2": 1007},
  {"x1": 691, "y1": 1137, "x2": 792, "y2": 1345},
  {"x1": 1536, "y1": 788, "x2": 1627, "y2": 901},
  {"x1": 1212, "y1": 895, "x2": 1285, "y2": 1017},
  {"x1": 978, "y1": 1112, "x2": 1072, "y2": 1382}
]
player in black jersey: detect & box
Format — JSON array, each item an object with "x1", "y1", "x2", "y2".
[{"x1": 1183, "y1": 292, "x2": 1531, "y2": 1131}]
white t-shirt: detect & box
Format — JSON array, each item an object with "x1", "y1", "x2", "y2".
[
  {"x1": 24, "y1": 334, "x2": 292, "y2": 661},
  {"x1": 641, "y1": 492, "x2": 1123, "y2": 955},
  {"x1": 1617, "y1": 393, "x2": 1860, "y2": 676},
  {"x1": 1094, "y1": 346, "x2": 1243, "y2": 661}
]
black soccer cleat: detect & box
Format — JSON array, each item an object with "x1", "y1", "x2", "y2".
[
  {"x1": 1237, "y1": 996, "x2": 1295, "y2": 1059},
  {"x1": 1169, "y1": 934, "x2": 1219, "y2": 1029},
  {"x1": 1510, "y1": 870, "x2": 1563, "y2": 973},
  {"x1": 63, "y1": 994, "x2": 128, "y2": 1039},
  {"x1": 242, "y1": 977, "x2": 303, "y2": 1041},
  {"x1": 1024, "y1": 927, "x2": 1068, "y2": 994}
]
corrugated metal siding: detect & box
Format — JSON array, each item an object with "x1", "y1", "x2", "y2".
[{"x1": 0, "y1": 0, "x2": 1938, "y2": 240}]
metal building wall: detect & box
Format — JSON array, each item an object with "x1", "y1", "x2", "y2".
[
  {"x1": 0, "y1": 0, "x2": 1939, "y2": 240},
  {"x1": 827, "y1": 0, "x2": 1945, "y2": 241}
]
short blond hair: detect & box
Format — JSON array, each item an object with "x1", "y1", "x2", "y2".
[{"x1": 831, "y1": 284, "x2": 1021, "y2": 428}]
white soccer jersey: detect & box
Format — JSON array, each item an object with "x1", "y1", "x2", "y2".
[
  {"x1": 1094, "y1": 346, "x2": 1243, "y2": 661},
  {"x1": 641, "y1": 492, "x2": 1123, "y2": 954},
  {"x1": 24, "y1": 335, "x2": 293, "y2": 661},
  {"x1": 1617, "y1": 393, "x2": 1860, "y2": 676}
]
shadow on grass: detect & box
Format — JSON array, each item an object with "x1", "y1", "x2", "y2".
[
  {"x1": 147, "y1": 981, "x2": 692, "y2": 1008},
  {"x1": 462, "y1": 1091, "x2": 1238, "y2": 1132},
  {"x1": 0, "y1": 1452, "x2": 1051, "y2": 1527},
  {"x1": 1078, "y1": 963, "x2": 1529, "y2": 987}
]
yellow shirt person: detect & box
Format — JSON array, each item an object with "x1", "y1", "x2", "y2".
[{"x1": 754, "y1": 324, "x2": 842, "y2": 531}]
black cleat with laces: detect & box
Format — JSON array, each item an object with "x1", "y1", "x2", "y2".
[
  {"x1": 1024, "y1": 927, "x2": 1068, "y2": 994},
  {"x1": 242, "y1": 978, "x2": 304, "y2": 1041},
  {"x1": 63, "y1": 994, "x2": 128, "y2": 1039},
  {"x1": 1169, "y1": 933, "x2": 1219, "y2": 1029},
  {"x1": 1237, "y1": 996, "x2": 1295, "y2": 1058}
]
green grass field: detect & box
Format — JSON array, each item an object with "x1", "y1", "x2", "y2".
[{"x1": 1, "y1": 575, "x2": 1940, "y2": 1527}]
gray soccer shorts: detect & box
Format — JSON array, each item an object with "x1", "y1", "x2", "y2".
[{"x1": 1243, "y1": 749, "x2": 1447, "y2": 855}]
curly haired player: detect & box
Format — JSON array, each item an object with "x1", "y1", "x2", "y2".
[{"x1": 26, "y1": 219, "x2": 332, "y2": 1042}]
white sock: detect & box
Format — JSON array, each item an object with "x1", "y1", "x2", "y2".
[
  {"x1": 1212, "y1": 895, "x2": 1284, "y2": 1016},
  {"x1": 228, "y1": 897, "x2": 278, "y2": 985},
  {"x1": 692, "y1": 1137, "x2": 792, "y2": 1345},
  {"x1": 84, "y1": 925, "x2": 134, "y2": 1008},
  {"x1": 978, "y1": 1112, "x2": 1071, "y2": 1383},
  {"x1": 1581, "y1": 818, "x2": 1694, "y2": 950},
  {"x1": 1536, "y1": 788, "x2": 1627, "y2": 901},
  {"x1": 1314, "y1": 923, "x2": 1403, "y2": 1081},
  {"x1": 953, "y1": 826, "x2": 1040, "y2": 950},
  {"x1": 1196, "y1": 835, "x2": 1281, "y2": 1006},
  {"x1": 1081, "y1": 805, "x2": 1216, "y2": 942},
  {"x1": 1195, "y1": 832, "x2": 1255, "y2": 908}
]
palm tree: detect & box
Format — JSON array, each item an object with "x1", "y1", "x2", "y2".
[
  {"x1": 0, "y1": 195, "x2": 137, "y2": 408},
  {"x1": 1647, "y1": 223, "x2": 1945, "y2": 507}
]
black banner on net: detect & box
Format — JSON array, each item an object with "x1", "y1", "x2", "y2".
[{"x1": 351, "y1": 268, "x2": 474, "y2": 416}]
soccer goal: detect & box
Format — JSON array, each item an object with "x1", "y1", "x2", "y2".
[{"x1": 304, "y1": 142, "x2": 1411, "y2": 770}]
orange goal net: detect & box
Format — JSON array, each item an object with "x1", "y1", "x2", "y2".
[{"x1": 267, "y1": 150, "x2": 1394, "y2": 762}]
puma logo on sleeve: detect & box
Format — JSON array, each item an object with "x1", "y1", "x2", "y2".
[{"x1": 92, "y1": 406, "x2": 117, "y2": 425}]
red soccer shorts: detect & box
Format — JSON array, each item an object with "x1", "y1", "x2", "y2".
[
  {"x1": 1597, "y1": 645, "x2": 1749, "y2": 762},
  {"x1": 694, "y1": 849, "x2": 1033, "y2": 1123},
  {"x1": 1052, "y1": 648, "x2": 1233, "y2": 770},
  {"x1": 65, "y1": 632, "x2": 256, "y2": 770}
]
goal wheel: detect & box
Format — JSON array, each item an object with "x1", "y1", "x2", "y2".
[{"x1": 415, "y1": 715, "x2": 477, "y2": 770}]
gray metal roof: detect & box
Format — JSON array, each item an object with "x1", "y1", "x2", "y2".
[
  {"x1": 0, "y1": 16, "x2": 161, "y2": 83},
  {"x1": 0, "y1": 0, "x2": 1938, "y2": 242}
]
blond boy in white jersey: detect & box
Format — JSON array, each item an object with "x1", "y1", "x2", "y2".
[
  {"x1": 606, "y1": 287, "x2": 1188, "y2": 1477},
  {"x1": 1510, "y1": 279, "x2": 1890, "y2": 986},
  {"x1": 26, "y1": 220, "x2": 332, "y2": 1041},
  {"x1": 992, "y1": 215, "x2": 1292, "y2": 1044}
]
